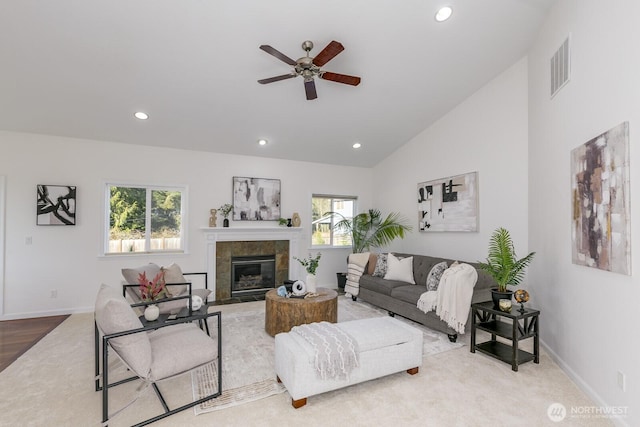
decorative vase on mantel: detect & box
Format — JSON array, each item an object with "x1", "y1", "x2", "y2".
[
  {"x1": 223, "y1": 218, "x2": 229, "y2": 228},
  {"x1": 306, "y1": 274, "x2": 317, "y2": 293},
  {"x1": 144, "y1": 304, "x2": 160, "y2": 321}
]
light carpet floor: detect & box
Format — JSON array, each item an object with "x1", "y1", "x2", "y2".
[
  {"x1": 192, "y1": 297, "x2": 463, "y2": 414},
  {"x1": 0, "y1": 297, "x2": 612, "y2": 427}
]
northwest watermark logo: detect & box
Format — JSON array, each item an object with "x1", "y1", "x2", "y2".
[
  {"x1": 547, "y1": 403, "x2": 628, "y2": 421},
  {"x1": 547, "y1": 403, "x2": 567, "y2": 422}
]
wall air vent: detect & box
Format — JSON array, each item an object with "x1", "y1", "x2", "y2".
[{"x1": 550, "y1": 35, "x2": 571, "y2": 98}]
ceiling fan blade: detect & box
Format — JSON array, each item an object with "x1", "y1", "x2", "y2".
[
  {"x1": 320, "y1": 71, "x2": 361, "y2": 86},
  {"x1": 304, "y1": 79, "x2": 318, "y2": 100},
  {"x1": 259, "y1": 45, "x2": 296, "y2": 66},
  {"x1": 312, "y1": 41, "x2": 344, "y2": 67},
  {"x1": 258, "y1": 74, "x2": 296, "y2": 84}
]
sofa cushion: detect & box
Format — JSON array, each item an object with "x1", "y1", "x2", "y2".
[
  {"x1": 390, "y1": 284, "x2": 426, "y2": 305},
  {"x1": 94, "y1": 284, "x2": 152, "y2": 378},
  {"x1": 359, "y1": 274, "x2": 409, "y2": 296},
  {"x1": 426, "y1": 261, "x2": 448, "y2": 291},
  {"x1": 384, "y1": 253, "x2": 415, "y2": 284},
  {"x1": 372, "y1": 253, "x2": 388, "y2": 277}
]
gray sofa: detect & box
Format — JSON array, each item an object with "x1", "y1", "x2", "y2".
[{"x1": 356, "y1": 253, "x2": 495, "y2": 342}]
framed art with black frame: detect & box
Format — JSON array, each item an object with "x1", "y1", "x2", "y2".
[
  {"x1": 36, "y1": 184, "x2": 76, "y2": 225},
  {"x1": 232, "y1": 177, "x2": 280, "y2": 221}
]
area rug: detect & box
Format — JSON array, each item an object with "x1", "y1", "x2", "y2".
[{"x1": 192, "y1": 297, "x2": 463, "y2": 415}]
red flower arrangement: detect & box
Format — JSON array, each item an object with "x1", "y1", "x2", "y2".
[{"x1": 137, "y1": 271, "x2": 167, "y2": 302}]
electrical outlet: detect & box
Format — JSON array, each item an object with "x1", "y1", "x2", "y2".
[
  {"x1": 50, "y1": 289, "x2": 57, "y2": 298},
  {"x1": 617, "y1": 371, "x2": 626, "y2": 391},
  {"x1": 25, "y1": 236, "x2": 32, "y2": 245}
]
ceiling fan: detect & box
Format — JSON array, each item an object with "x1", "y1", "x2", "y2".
[{"x1": 258, "y1": 40, "x2": 361, "y2": 100}]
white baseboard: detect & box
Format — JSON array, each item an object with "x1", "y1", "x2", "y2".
[{"x1": 540, "y1": 339, "x2": 629, "y2": 427}]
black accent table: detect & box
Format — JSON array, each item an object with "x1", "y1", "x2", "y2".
[
  {"x1": 470, "y1": 301, "x2": 540, "y2": 371},
  {"x1": 140, "y1": 305, "x2": 212, "y2": 336}
]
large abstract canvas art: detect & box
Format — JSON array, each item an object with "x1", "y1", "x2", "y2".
[
  {"x1": 417, "y1": 172, "x2": 478, "y2": 232},
  {"x1": 232, "y1": 177, "x2": 281, "y2": 221},
  {"x1": 571, "y1": 122, "x2": 630, "y2": 275}
]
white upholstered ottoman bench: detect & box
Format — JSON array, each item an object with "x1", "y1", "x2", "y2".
[{"x1": 275, "y1": 316, "x2": 423, "y2": 408}]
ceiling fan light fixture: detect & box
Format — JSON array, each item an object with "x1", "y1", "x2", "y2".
[
  {"x1": 134, "y1": 111, "x2": 149, "y2": 120},
  {"x1": 435, "y1": 6, "x2": 453, "y2": 22},
  {"x1": 258, "y1": 139, "x2": 268, "y2": 146}
]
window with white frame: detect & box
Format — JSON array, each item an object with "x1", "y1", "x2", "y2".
[
  {"x1": 311, "y1": 194, "x2": 356, "y2": 247},
  {"x1": 105, "y1": 183, "x2": 187, "y2": 254}
]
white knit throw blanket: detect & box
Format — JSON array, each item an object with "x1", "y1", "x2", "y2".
[
  {"x1": 345, "y1": 252, "x2": 370, "y2": 297},
  {"x1": 291, "y1": 322, "x2": 359, "y2": 380},
  {"x1": 417, "y1": 263, "x2": 478, "y2": 334}
]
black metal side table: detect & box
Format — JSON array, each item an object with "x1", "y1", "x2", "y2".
[{"x1": 470, "y1": 301, "x2": 540, "y2": 371}]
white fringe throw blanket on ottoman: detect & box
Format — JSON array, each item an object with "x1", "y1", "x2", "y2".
[
  {"x1": 290, "y1": 322, "x2": 359, "y2": 380},
  {"x1": 275, "y1": 317, "x2": 423, "y2": 408}
]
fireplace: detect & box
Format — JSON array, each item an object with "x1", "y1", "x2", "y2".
[{"x1": 231, "y1": 255, "x2": 276, "y2": 296}]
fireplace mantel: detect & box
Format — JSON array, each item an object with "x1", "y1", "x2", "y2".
[{"x1": 201, "y1": 227, "x2": 303, "y2": 300}]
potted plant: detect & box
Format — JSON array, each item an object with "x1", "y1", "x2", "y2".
[
  {"x1": 331, "y1": 209, "x2": 411, "y2": 289},
  {"x1": 477, "y1": 227, "x2": 535, "y2": 307},
  {"x1": 218, "y1": 203, "x2": 233, "y2": 227},
  {"x1": 137, "y1": 271, "x2": 167, "y2": 321},
  {"x1": 332, "y1": 209, "x2": 412, "y2": 253},
  {"x1": 294, "y1": 252, "x2": 321, "y2": 293}
]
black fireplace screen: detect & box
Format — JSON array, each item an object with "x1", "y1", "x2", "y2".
[{"x1": 231, "y1": 255, "x2": 276, "y2": 295}]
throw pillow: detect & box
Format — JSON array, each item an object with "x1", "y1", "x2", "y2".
[
  {"x1": 162, "y1": 263, "x2": 188, "y2": 297},
  {"x1": 121, "y1": 263, "x2": 162, "y2": 299},
  {"x1": 426, "y1": 261, "x2": 448, "y2": 291},
  {"x1": 372, "y1": 253, "x2": 388, "y2": 277},
  {"x1": 367, "y1": 253, "x2": 378, "y2": 275},
  {"x1": 384, "y1": 253, "x2": 416, "y2": 284}
]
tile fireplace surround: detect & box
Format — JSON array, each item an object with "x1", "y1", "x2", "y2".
[{"x1": 202, "y1": 227, "x2": 303, "y2": 301}]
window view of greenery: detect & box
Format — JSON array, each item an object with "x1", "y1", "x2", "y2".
[
  {"x1": 311, "y1": 195, "x2": 355, "y2": 247},
  {"x1": 108, "y1": 185, "x2": 183, "y2": 254}
]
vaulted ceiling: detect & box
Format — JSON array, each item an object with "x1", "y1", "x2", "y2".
[{"x1": 0, "y1": 0, "x2": 555, "y2": 167}]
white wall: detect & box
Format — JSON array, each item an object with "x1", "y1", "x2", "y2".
[
  {"x1": 0, "y1": 131, "x2": 372, "y2": 318},
  {"x1": 528, "y1": 1, "x2": 639, "y2": 424},
  {"x1": 373, "y1": 58, "x2": 530, "y2": 265}
]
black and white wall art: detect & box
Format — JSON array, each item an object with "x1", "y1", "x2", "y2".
[
  {"x1": 232, "y1": 177, "x2": 280, "y2": 221},
  {"x1": 37, "y1": 184, "x2": 76, "y2": 225},
  {"x1": 417, "y1": 172, "x2": 478, "y2": 232},
  {"x1": 571, "y1": 122, "x2": 630, "y2": 275}
]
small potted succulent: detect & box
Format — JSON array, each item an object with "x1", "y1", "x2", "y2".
[{"x1": 477, "y1": 227, "x2": 535, "y2": 307}]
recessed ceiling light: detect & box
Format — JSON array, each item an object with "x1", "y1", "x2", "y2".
[
  {"x1": 352, "y1": 142, "x2": 362, "y2": 149},
  {"x1": 258, "y1": 139, "x2": 268, "y2": 146},
  {"x1": 435, "y1": 6, "x2": 453, "y2": 22},
  {"x1": 134, "y1": 111, "x2": 149, "y2": 120}
]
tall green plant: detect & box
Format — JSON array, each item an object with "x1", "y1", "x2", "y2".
[
  {"x1": 477, "y1": 227, "x2": 535, "y2": 292},
  {"x1": 332, "y1": 209, "x2": 412, "y2": 253}
]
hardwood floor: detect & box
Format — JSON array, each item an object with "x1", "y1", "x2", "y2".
[{"x1": 0, "y1": 315, "x2": 69, "y2": 373}]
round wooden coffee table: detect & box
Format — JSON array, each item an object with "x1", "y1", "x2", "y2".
[{"x1": 265, "y1": 287, "x2": 338, "y2": 336}]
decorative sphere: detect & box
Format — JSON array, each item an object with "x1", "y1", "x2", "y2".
[
  {"x1": 514, "y1": 289, "x2": 530, "y2": 304},
  {"x1": 189, "y1": 295, "x2": 203, "y2": 311}
]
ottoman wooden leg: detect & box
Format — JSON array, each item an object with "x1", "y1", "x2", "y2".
[
  {"x1": 292, "y1": 397, "x2": 307, "y2": 408},
  {"x1": 407, "y1": 367, "x2": 419, "y2": 375}
]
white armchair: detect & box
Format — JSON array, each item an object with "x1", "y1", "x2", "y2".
[{"x1": 94, "y1": 284, "x2": 221, "y2": 426}]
